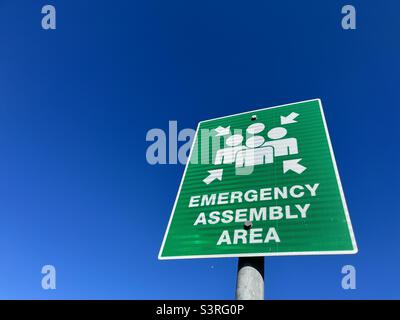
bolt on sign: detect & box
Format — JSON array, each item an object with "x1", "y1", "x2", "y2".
[{"x1": 158, "y1": 99, "x2": 357, "y2": 259}]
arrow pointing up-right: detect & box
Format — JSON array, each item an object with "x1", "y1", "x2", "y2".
[
  {"x1": 280, "y1": 112, "x2": 299, "y2": 125},
  {"x1": 203, "y1": 169, "x2": 223, "y2": 185}
]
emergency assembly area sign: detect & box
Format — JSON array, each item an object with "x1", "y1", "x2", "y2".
[{"x1": 158, "y1": 99, "x2": 357, "y2": 259}]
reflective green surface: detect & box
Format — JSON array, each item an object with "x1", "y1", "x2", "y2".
[{"x1": 159, "y1": 99, "x2": 357, "y2": 259}]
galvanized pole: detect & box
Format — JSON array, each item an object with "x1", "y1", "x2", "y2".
[{"x1": 236, "y1": 256, "x2": 264, "y2": 300}]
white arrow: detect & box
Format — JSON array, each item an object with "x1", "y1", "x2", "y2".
[
  {"x1": 283, "y1": 159, "x2": 306, "y2": 174},
  {"x1": 203, "y1": 169, "x2": 223, "y2": 185},
  {"x1": 215, "y1": 126, "x2": 230, "y2": 136},
  {"x1": 280, "y1": 112, "x2": 299, "y2": 125}
]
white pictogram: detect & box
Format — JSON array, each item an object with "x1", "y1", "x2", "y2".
[
  {"x1": 203, "y1": 114, "x2": 306, "y2": 184},
  {"x1": 235, "y1": 136, "x2": 274, "y2": 168},
  {"x1": 215, "y1": 134, "x2": 246, "y2": 165},
  {"x1": 264, "y1": 127, "x2": 298, "y2": 157}
]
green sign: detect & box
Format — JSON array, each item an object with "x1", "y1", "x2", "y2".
[{"x1": 159, "y1": 99, "x2": 357, "y2": 259}]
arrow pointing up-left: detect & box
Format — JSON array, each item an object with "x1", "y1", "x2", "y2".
[
  {"x1": 203, "y1": 169, "x2": 223, "y2": 185},
  {"x1": 283, "y1": 159, "x2": 306, "y2": 174}
]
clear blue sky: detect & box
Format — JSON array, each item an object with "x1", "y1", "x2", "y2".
[{"x1": 0, "y1": 0, "x2": 399, "y2": 299}]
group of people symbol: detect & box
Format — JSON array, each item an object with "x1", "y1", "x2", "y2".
[{"x1": 214, "y1": 122, "x2": 298, "y2": 168}]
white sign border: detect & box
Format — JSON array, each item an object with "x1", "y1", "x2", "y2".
[{"x1": 158, "y1": 98, "x2": 358, "y2": 260}]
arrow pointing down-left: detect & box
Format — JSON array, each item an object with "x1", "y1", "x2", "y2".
[{"x1": 280, "y1": 112, "x2": 299, "y2": 125}]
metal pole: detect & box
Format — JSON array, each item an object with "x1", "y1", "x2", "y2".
[{"x1": 236, "y1": 256, "x2": 264, "y2": 300}]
